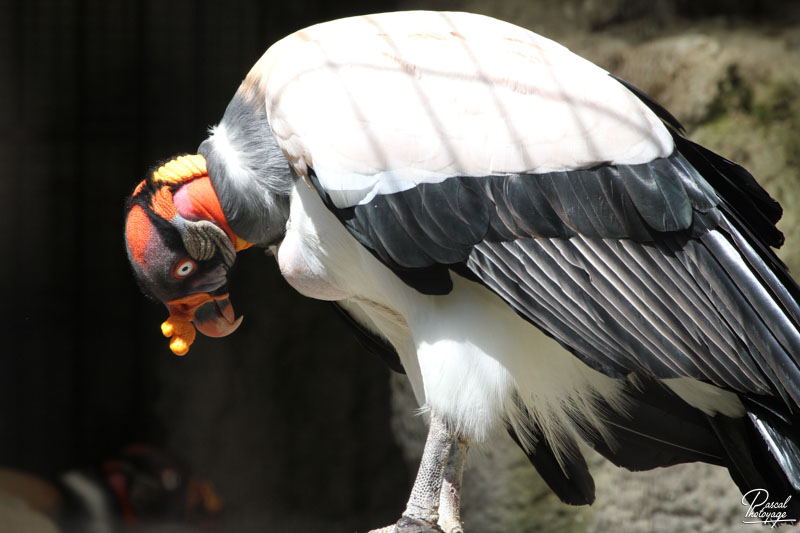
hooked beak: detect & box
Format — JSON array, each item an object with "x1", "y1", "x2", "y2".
[
  {"x1": 163, "y1": 291, "x2": 243, "y2": 355},
  {"x1": 193, "y1": 296, "x2": 243, "y2": 337}
]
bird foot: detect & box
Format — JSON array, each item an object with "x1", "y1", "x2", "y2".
[
  {"x1": 367, "y1": 516, "x2": 444, "y2": 533},
  {"x1": 397, "y1": 516, "x2": 445, "y2": 532}
]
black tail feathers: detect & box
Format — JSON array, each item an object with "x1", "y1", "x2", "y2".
[{"x1": 508, "y1": 376, "x2": 800, "y2": 524}]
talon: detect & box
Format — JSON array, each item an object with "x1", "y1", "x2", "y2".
[{"x1": 396, "y1": 516, "x2": 444, "y2": 533}]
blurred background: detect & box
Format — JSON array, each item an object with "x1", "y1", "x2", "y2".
[{"x1": 1, "y1": 1, "x2": 799, "y2": 532}]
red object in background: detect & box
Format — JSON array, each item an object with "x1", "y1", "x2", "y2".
[{"x1": 103, "y1": 444, "x2": 223, "y2": 527}]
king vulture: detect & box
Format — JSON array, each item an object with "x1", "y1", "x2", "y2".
[{"x1": 124, "y1": 11, "x2": 800, "y2": 532}]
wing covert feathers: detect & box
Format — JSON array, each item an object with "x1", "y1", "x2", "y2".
[{"x1": 314, "y1": 152, "x2": 716, "y2": 271}]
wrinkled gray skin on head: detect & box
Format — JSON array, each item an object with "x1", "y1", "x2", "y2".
[
  {"x1": 199, "y1": 84, "x2": 293, "y2": 246},
  {"x1": 125, "y1": 204, "x2": 229, "y2": 305}
]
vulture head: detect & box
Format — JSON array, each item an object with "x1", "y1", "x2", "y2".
[{"x1": 124, "y1": 155, "x2": 251, "y2": 355}]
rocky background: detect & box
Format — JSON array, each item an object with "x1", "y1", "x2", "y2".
[{"x1": 1, "y1": 1, "x2": 799, "y2": 532}]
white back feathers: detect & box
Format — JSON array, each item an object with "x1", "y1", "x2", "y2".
[{"x1": 257, "y1": 11, "x2": 673, "y2": 207}]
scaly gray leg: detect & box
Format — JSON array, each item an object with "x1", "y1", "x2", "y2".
[
  {"x1": 437, "y1": 437, "x2": 468, "y2": 533},
  {"x1": 368, "y1": 413, "x2": 456, "y2": 533}
]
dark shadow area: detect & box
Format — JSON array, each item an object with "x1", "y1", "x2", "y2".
[{"x1": 0, "y1": 1, "x2": 409, "y2": 531}]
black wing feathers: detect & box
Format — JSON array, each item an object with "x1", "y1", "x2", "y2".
[
  {"x1": 507, "y1": 420, "x2": 596, "y2": 506},
  {"x1": 678, "y1": 137, "x2": 783, "y2": 246},
  {"x1": 355, "y1": 177, "x2": 489, "y2": 269},
  {"x1": 490, "y1": 174, "x2": 571, "y2": 239},
  {"x1": 709, "y1": 410, "x2": 800, "y2": 516},
  {"x1": 331, "y1": 303, "x2": 405, "y2": 374},
  {"x1": 585, "y1": 375, "x2": 726, "y2": 470},
  {"x1": 618, "y1": 162, "x2": 692, "y2": 232},
  {"x1": 746, "y1": 406, "x2": 800, "y2": 492},
  {"x1": 312, "y1": 152, "x2": 716, "y2": 292},
  {"x1": 613, "y1": 74, "x2": 784, "y2": 248}
]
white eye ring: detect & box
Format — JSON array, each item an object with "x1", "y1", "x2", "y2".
[{"x1": 172, "y1": 259, "x2": 197, "y2": 279}]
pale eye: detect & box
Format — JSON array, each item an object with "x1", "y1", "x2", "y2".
[{"x1": 172, "y1": 259, "x2": 197, "y2": 279}]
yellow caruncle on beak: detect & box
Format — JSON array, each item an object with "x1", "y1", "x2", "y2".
[
  {"x1": 161, "y1": 318, "x2": 196, "y2": 356},
  {"x1": 162, "y1": 292, "x2": 243, "y2": 356}
]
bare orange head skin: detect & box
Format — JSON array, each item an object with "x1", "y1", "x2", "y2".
[{"x1": 124, "y1": 155, "x2": 251, "y2": 355}]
